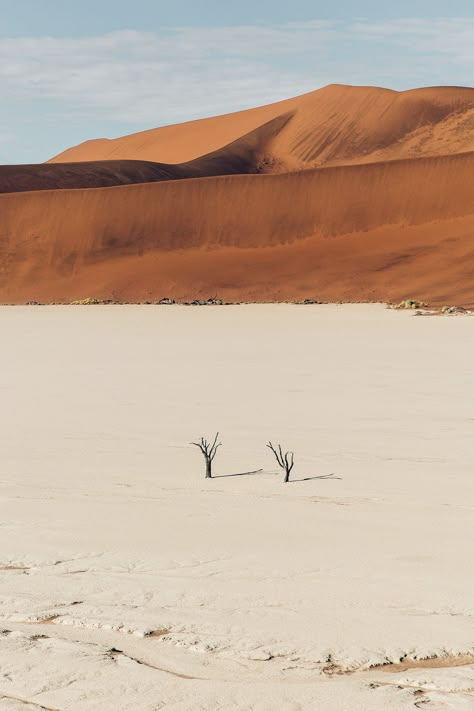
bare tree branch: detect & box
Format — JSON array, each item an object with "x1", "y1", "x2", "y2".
[
  {"x1": 267, "y1": 441, "x2": 295, "y2": 482},
  {"x1": 191, "y1": 433, "x2": 221, "y2": 478}
]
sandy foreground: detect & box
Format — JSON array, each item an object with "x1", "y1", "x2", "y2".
[{"x1": 0, "y1": 304, "x2": 472, "y2": 710}]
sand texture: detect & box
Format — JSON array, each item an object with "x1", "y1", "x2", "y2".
[
  {"x1": 0, "y1": 84, "x2": 473, "y2": 305},
  {"x1": 0, "y1": 305, "x2": 473, "y2": 709}
]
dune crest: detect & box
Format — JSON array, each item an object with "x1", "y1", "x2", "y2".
[
  {"x1": 1, "y1": 83, "x2": 474, "y2": 305},
  {"x1": 50, "y1": 84, "x2": 474, "y2": 167}
]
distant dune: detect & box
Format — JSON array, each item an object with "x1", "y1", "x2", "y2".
[
  {"x1": 1, "y1": 84, "x2": 474, "y2": 304},
  {"x1": 50, "y1": 85, "x2": 474, "y2": 168}
]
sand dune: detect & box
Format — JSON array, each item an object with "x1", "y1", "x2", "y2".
[
  {"x1": 1, "y1": 150, "x2": 473, "y2": 305},
  {"x1": 50, "y1": 84, "x2": 474, "y2": 167},
  {"x1": 1, "y1": 84, "x2": 474, "y2": 304},
  {"x1": 0, "y1": 115, "x2": 291, "y2": 194}
]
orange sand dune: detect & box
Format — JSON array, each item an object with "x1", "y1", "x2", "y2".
[
  {"x1": 1, "y1": 148, "x2": 473, "y2": 306},
  {"x1": 50, "y1": 84, "x2": 474, "y2": 168},
  {"x1": 1, "y1": 83, "x2": 473, "y2": 305}
]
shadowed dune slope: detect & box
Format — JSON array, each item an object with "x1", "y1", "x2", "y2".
[
  {"x1": 50, "y1": 85, "x2": 474, "y2": 168},
  {"x1": 0, "y1": 115, "x2": 292, "y2": 193},
  {"x1": 0, "y1": 160, "x2": 181, "y2": 193},
  {"x1": 1, "y1": 150, "x2": 473, "y2": 306}
]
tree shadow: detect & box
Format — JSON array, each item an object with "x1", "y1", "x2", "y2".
[
  {"x1": 290, "y1": 473, "x2": 342, "y2": 483},
  {"x1": 213, "y1": 468, "x2": 264, "y2": 479}
]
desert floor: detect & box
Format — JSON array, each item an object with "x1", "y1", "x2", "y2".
[{"x1": 0, "y1": 304, "x2": 472, "y2": 710}]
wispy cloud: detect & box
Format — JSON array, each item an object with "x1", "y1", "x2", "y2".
[
  {"x1": 353, "y1": 18, "x2": 474, "y2": 63},
  {"x1": 0, "y1": 18, "x2": 473, "y2": 162},
  {"x1": 1, "y1": 19, "x2": 472, "y2": 126},
  {"x1": 0, "y1": 26, "x2": 336, "y2": 125}
]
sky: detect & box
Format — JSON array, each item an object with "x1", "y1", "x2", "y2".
[{"x1": 1, "y1": 0, "x2": 473, "y2": 163}]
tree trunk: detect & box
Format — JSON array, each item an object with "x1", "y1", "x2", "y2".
[
  {"x1": 284, "y1": 468, "x2": 290, "y2": 483},
  {"x1": 205, "y1": 459, "x2": 212, "y2": 478}
]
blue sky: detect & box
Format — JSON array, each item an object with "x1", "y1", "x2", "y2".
[{"x1": 1, "y1": 0, "x2": 473, "y2": 163}]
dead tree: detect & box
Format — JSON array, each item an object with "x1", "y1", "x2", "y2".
[
  {"x1": 191, "y1": 433, "x2": 221, "y2": 478},
  {"x1": 267, "y1": 442, "x2": 294, "y2": 483}
]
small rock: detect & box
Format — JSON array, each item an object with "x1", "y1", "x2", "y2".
[
  {"x1": 240, "y1": 649, "x2": 273, "y2": 661},
  {"x1": 441, "y1": 305, "x2": 467, "y2": 314}
]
